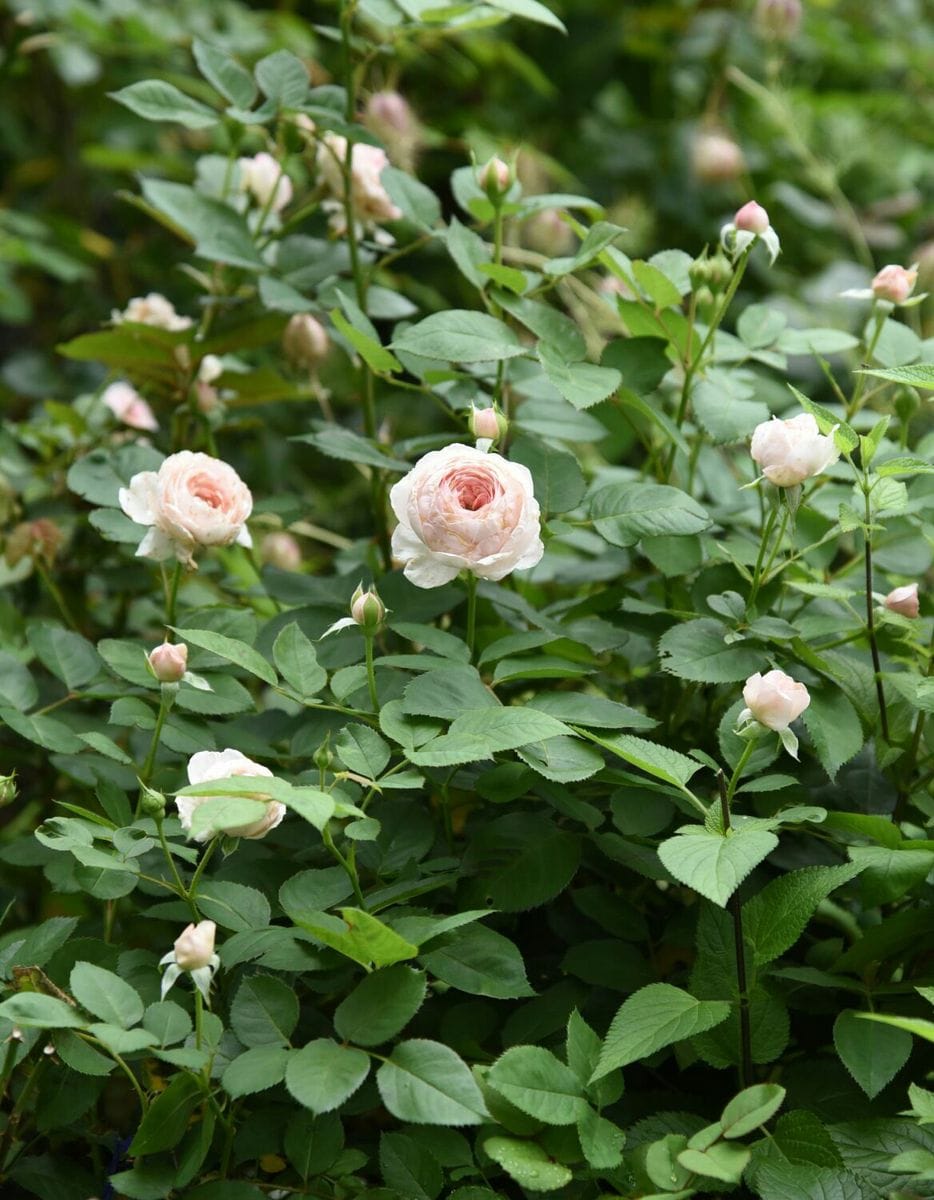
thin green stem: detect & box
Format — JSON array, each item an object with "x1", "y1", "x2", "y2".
[
  {"x1": 187, "y1": 838, "x2": 217, "y2": 909},
  {"x1": 165, "y1": 561, "x2": 184, "y2": 633},
  {"x1": 863, "y1": 484, "x2": 890, "y2": 742},
  {"x1": 465, "y1": 574, "x2": 478, "y2": 662},
  {"x1": 322, "y1": 824, "x2": 366, "y2": 908},
  {"x1": 758, "y1": 505, "x2": 791, "y2": 586},
  {"x1": 194, "y1": 990, "x2": 204, "y2": 1051},
  {"x1": 0, "y1": 1037, "x2": 20, "y2": 1103},
  {"x1": 893, "y1": 625, "x2": 934, "y2": 823},
  {"x1": 364, "y1": 632, "x2": 379, "y2": 712},
  {"x1": 155, "y1": 816, "x2": 198, "y2": 921},
  {"x1": 726, "y1": 740, "x2": 756, "y2": 808},
  {"x1": 747, "y1": 502, "x2": 780, "y2": 611},
  {"x1": 138, "y1": 689, "x2": 172, "y2": 790},
  {"x1": 719, "y1": 770, "x2": 753, "y2": 1089},
  {"x1": 34, "y1": 559, "x2": 80, "y2": 632}
]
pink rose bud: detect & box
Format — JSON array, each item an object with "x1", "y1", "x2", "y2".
[
  {"x1": 479, "y1": 157, "x2": 512, "y2": 197},
  {"x1": 734, "y1": 201, "x2": 771, "y2": 235},
  {"x1": 742, "y1": 670, "x2": 810, "y2": 731},
  {"x1": 148, "y1": 641, "x2": 188, "y2": 683},
  {"x1": 365, "y1": 90, "x2": 413, "y2": 136},
  {"x1": 283, "y1": 314, "x2": 330, "y2": 369},
  {"x1": 524, "y1": 208, "x2": 575, "y2": 257},
  {"x1": 469, "y1": 404, "x2": 507, "y2": 444},
  {"x1": 261, "y1": 531, "x2": 302, "y2": 572},
  {"x1": 692, "y1": 132, "x2": 745, "y2": 184},
  {"x1": 101, "y1": 382, "x2": 159, "y2": 432},
  {"x1": 885, "y1": 583, "x2": 920, "y2": 619},
  {"x1": 173, "y1": 920, "x2": 216, "y2": 971},
  {"x1": 755, "y1": 0, "x2": 802, "y2": 40},
  {"x1": 871, "y1": 264, "x2": 918, "y2": 304},
  {"x1": 351, "y1": 583, "x2": 386, "y2": 632}
]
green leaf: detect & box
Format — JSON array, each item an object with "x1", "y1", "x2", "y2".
[
  {"x1": 632, "y1": 259, "x2": 682, "y2": 308},
  {"x1": 858, "y1": 363, "x2": 934, "y2": 390},
  {"x1": 544, "y1": 220, "x2": 627, "y2": 276},
  {"x1": 230, "y1": 975, "x2": 299, "y2": 1047},
  {"x1": 591, "y1": 483, "x2": 710, "y2": 547},
  {"x1": 0, "y1": 651, "x2": 37, "y2": 710},
  {"x1": 592, "y1": 983, "x2": 730, "y2": 1079},
  {"x1": 483, "y1": 1137, "x2": 572, "y2": 1191},
  {"x1": 27, "y1": 623, "x2": 100, "y2": 689},
  {"x1": 658, "y1": 619, "x2": 764, "y2": 684},
  {"x1": 140, "y1": 179, "x2": 262, "y2": 271},
  {"x1": 196, "y1": 880, "x2": 272, "y2": 932},
  {"x1": 129, "y1": 1073, "x2": 202, "y2": 1155},
  {"x1": 70, "y1": 962, "x2": 143, "y2": 1029},
  {"x1": 254, "y1": 49, "x2": 309, "y2": 106},
  {"x1": 292, "y1": 423, "x2": 409, "y2": 472},
  {"x1": 744, "y1": 864, "x2": 863, "y2": 966},
  {"x1": 692, "y1": 379, "x2": 769, "y2": 445},
  {"x1": 142, "y1": 1002, "x2": 192, "y2": 1048},
  {"x1": 420, "y1": 924, "x2": 534, "y2": 999},
  {"x1": 382, "y1": 167, "x2": 441, "y2": 228},
  {"x1": 538, "y1": 342, "x2": 621, "y2": 409},
  {"x1": 334, "y1": 965, "x2": 427, "y2": 1047},
  {"x1": 600, "y1": 336, "x2": 670, "y2": 395},
  {"x1": 483, "y1": 0, "x2": 567, "y2": 31},
  {"x1": 834, "y1": 1010, "x2": 912, "y2": 1099},
  {"x1": 0, "y1": 993, "x2": 85, "y2": 1029},
  {"x1": 802, "y1": 689, "x2": 864, "y2": 781},
  {"x1": 487, "y1": 1045, "x2": 588, "y2": 1125},
  {"x1": 738, "y1": 304, "x2": 787, "y2": 349},
  {"x1": 330, "y1": 306, "x2": 402, "y2": 374},
  {"x1": 52, "y1": 1029, "x2": 113, "y2": 1077},
  {"x1": 110, "y1": 81, "x2": 219, "y2": 128},
  {"x1": 223, "y1": 1045, "x2": 291, "y2": 1099},
  {"x1": 720, "y1": 1084, "x2": 786, "y2": 1137},
  {"x1": 403, "y1": 666, "x2": 498, "y2": 720},
  {"x1": 583, "y1": 731, "x2": 701, "y2": 792},
  {"x1": 849, "y1": 845, "x2": 934, "y2": 906},
  {"x1": 286, "y1": 1039, "x2": 370, "y2": 1113},
  {"x1": 377, "y1": 1039, "x2": 489, "y2": 1125},
  {"x1": 171, "y1": 627, "x2": 276, "y2": 685},
  {"x1": 335, "y1": 723, "x2": 391, "y2": 779},
  {"x1": 677, "y1": 1142, "x2": 750, "y2": 1184},
  {"x1": 390, "y1": 311, "x2": 525, "y2": 363},
  {"x1": 298, "y1": 908, "x2": 418, "y2": 969},
  {"x1": 192, "y1": 40, "x2": 256, "y2": 107},
  {"x1": 787, "y1": 385, "x2": 858, "y2": 453},
  {"x1": 506, "y1": 436, "x2": 586, "y2": 514},
  {"x1": 578, "y1": 1108, "x2": 626, "y2": 1169},
  {"x1": 876, "y1": 455, "x2": 934, "y2": 477},
  {"x1": 273, "y1": 623, "x2": 327, "y2": 696},
  {"x1": 658, "y1": 823, "x2": 778, "y2": 906}
]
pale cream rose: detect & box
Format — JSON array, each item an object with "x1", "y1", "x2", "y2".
[
  {"x1": 871, "y1": 264, "x2": 917, "y2": 304},
  {"x1": 885, "y1": 583, "x2": 920, "y2": 618},
  {"x1": 118, "y1": 451, "x2": 252, "y2": 567},
  {"x1": 177, "y1": 749, "x2": 285, "y2": 843},
  {"x1": 750, "y1": 413, "x2": 839, "y2": 487},
  {"x1": 740, "y1": 670, "x2": 810, "y2": 731},
  {"x1": 148, "y1": 641, "x2": 188, "y2": 683},
  {"x1": 317, "y1": 133, "x2": 402, "y2": 238},
  {"x1": 173, "y1": 920, "x2": 216, "y2": 970},
  {"x1": 113, "y1": 293, "x2": 192, "y2": 331},
  {"x1": 389, "y1": 442, "x2": 544, "y2": 588},
  {"x1": 101, "y1": 382, "x2": 159, "y2": 432},
  {"x1": 238, "y1": 152, "x2": 293, "y2": 213}
]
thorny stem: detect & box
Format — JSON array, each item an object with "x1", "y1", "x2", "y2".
[
  {"x1": 719, "y1": 770, "x2": 753, "y2": 1090},
  {"x1": 863, "y1": 484, "x2": 890, "y2": 743}
]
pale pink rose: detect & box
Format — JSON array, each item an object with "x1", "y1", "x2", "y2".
[
  {"x1": 365, "y1": 91, "x2": 414, "y2": 136},
  {"x1": 118, "y1": 451, "x2": 253, "y2": 567},
  {"x1": 885, "y1": 583, "x2": 920, "y2": 619},
  {"x1": 734, "y1": 201, "x2": 770, "y2": 234},
  {"x1": 871, "y1": 264, "x2": 917, "y2": 304},
  {"x1": 148, "y1": 641, "x2": 188, "y2": 683},
  {"x1": 469, "y1": 405, "x2": 506, "y2": 443},
  {"x1": 755, "y1": 0, "x2": 802, "y2": 39},
  {"x1": 101, "y1": 382, "x2": 159, "y2": 432},
  {"x1": 692, "y1": 132, "x2": 745, "y2": 184},
  {"x1": 317, "y1": 134, "x2": 402, "y2": 237},
  {"x1": 283, "y1": 314, "x2": 330, "y2": 368},
  {"x1": 479, "y1": 157, "x2": 511, "y2": 194},
  {"x1": 239, "y1": 152, "x2": 293, "y2": 213},
  {"x1": 113, "y1": 293, "x2": 192, "y2": 331},
  {"x1": 389, "y1": 442, "x2": 544, "y2": 588},
  {"x1": 261, "y1": 531, "x2": 302, "y2": 572},
  {"x1": 524, "y1": 208, "x2": 575, "y2": 257},
  {"x1": 750, "y1": 413, "x2": 839, "y2": 487},
  {"x1": 178, "y1": 749, "x2": 285, "y2": 843},
  {"x1": 173, "y1": 920, "x2": 216, "y2": 970},
  {"x1": 741, "y1": 670, "x2": 810, "y2": 731}
]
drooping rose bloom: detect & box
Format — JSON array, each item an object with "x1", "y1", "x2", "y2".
[
  {"x1": 101, "y1": 382, "x2": 159, "y2": 432},
  {"x1": 389, "y1": 443, "x2": 544, "y2": 588},
  {"x1": 177, "y1": 749, "x2": 285, "y2": 843},
  {"x1": 750, "y1": 413, "x2": 839, "y2": 487},
  {"x1": 238, "y1": 152, "x2": 293, "y2": 214},
  {"x1": 112, "y1": 293, "x2": 192, "y2": 331},
  {"x1": 317, "y1": 133, "x2": 402, "y2": 241},
  {"x1": 740, "y1": 670, "x2": 810, "y2": 731},
  {"x1": 885, "y1": 583, "x2": 920, "y2": 618},
  {"x1": 119, "y1": 451, "x2": 252, "y2": 567}
]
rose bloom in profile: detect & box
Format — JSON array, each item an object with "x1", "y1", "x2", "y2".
[
  {"x1": 389, "y1": 442, "x2": 544, "y2": 588},
  {"x1": 239, "y1": 152, "x2": 293, "y2": 214},
  {"x1": 119, "y1": 451, "x2": 252, "y2": 567},
  {"x1": 751, "y1": 413, "x2": 839, "y2": 487},
  {"x1": 112, "y1": 292, "x2": 192, "y2": 331},
  {"x1": 177, "y1": 749, "x2": 285, "y2": 843},
  {"x1": 885, "y1": 583, "x2": 920, "y2": 619},
  {"x1": 740, "y1": 670, "x2": 810, "y2": 731},
  {"x1": 317, "y1": 133, "x2": 402, "y2": 241},
  {"x1": 872, "y1": 264, "x2": 918, "y2": 304},
  {"x1": 101, "y1": 382, "x2": 158, "y2": 432}
]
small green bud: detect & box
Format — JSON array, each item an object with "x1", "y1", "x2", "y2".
[
  {"x1": 351, "y1": 583, "x2": 386, "y2": 633},
  {"x1": 0, "y1": 772, "x2": 17, "y2": 807},
  {"x1": 314, "y1": 738, "x2": 333, "y2": 773},
  {"x1": 139, "y1": 782, "x2": 167, "y2": 818}
]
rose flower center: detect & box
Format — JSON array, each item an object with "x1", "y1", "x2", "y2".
[
  {"x1": 189, "y1": 474, "x2": 226, "y2": 509},
  {"x1": 447, "y1": 468, "x2": 500, "y2": 512}
]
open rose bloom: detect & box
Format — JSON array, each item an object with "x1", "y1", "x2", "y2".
[
  {"x1": 317, "y1": 133, "x2": 402, "y2": 243},
  {"x1": 389, "y1": 443, "x2": 544, "y2": 588},
  {"x1": 750, "y1": 413, "x2": 839, "y2": 487},
  {"x1": 119, "y1": 451, "x2": 252, "y2": 567},
  {"x1": 112, "y1": 292, "x2": 192, "y2": 330},
  {"x1": 101, "y1": 382, "x2": 158, "y2": 432},
  {"x1": 739, "y1": 669, "x2": 811, "y2": 758},
  {"x1": 177, "y1": 749, "x2": 285, "y2": 843}
]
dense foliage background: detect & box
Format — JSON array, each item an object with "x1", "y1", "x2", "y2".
[{"x1": 1, "y1": 1, "x2": 933, "y2": 1198}]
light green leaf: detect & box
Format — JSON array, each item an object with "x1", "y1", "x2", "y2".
[
  {"x1": 223, "y1": 1044, "x2": 291, "y2": 1099},
  {"x1": 377, "y1": 1039, "x2": 490, "y2": 1125},
  {"x1": 834, "y1": 1010, "x2": 912, "y2": 1099},
  {"x1": 658, "y1": 823, "x2": 778, "y2": 906},
  {"x1": 483, "y1": 1137, "x2": 573, "y2": 1191},
  {"x1": 592, "y1": 984, "x2": 729, "y2": 1079},
  {"x1": 487, "y1": 1046, "x2": 588, "y2": 1125},
  {"x1": 334, "y1": 965, "x2": 427, "y2": 1047},
  {"x1": 171, "y1": 627, "x2": 276, "y2": 685},
  {"x1": 390, "y1": 311, "x2": 525, "y2": 362},
  {"x1": 110, "y1": 81, "x2": 219, "y2": 128},
  {"x1": 70, "y1": 962, "x2": 143, "y2": 1029},
  {"x1": 273, "y1": 623, "x2": 327, "y2": 696},
  {"x1": 591, "y1": 483, "x2": 710, "y2": 547},
  {"x1": 658, "y1": 619, "x2": 764, "y2": 684},
  {"x1": 720, "y1": 1083, "x2": 786, "y2": 1137},
  {"x1": 538, "y1": 342, "x2": 621, "y2": 409},
  {"x1": 286, "y1": 1039, "x2": 370, "y2": 1113}
]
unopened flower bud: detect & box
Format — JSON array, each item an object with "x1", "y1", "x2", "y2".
[
  {"x1": 0, "y1": 773, "x2": 17, "y2": 807},
  {"x1": 885, "y1": 583, "x2": 919, "y2": 619},
  {"x1": 734, "y1": 200, "x2": 771, "y2": 235},
  {"x1": 351, "y1": 583, "x2": 386, "y2": 633},
  {"x1": 261, "y1": 531, "x2": 302, "y2": 572},
  {"x1": 366, "y1": 91, "x2": 414, "y2": 137},
  {"x1": 173, "y1": 920, "x2": 216, "y2": 971},
  {"x1": 283, "y1": 314, "x2": 330, "y2": 369},
  {"x1": 524, "y1": 209, "x2": 575, "y2": 257},
  {"x1": 314, "y1": 738, "x2": 333, "y2": 774},
  {"x1": 755, "y1": 0, "x2": 802, "y2": 40},
  {"x1": 692, "y1": 132, "x2": 745, "y2": 184},
  {"x1": 871, "y1": 264, "x2": 918, "y2": 305},
  {"x1": 479, "y1": 157, "x2": 512, "y2": 199},
  {"x1": 148, "y1": 641, "x2": 188, "y2": 683},
  {"x1": 741, "y1": 670, "x2": 810, "y2": 731},
  {"x1": 469, "y1": 404, "x2": 508, "y2": 445},
  {"x1": 139, "y1": 783, "x2": 167, "y2": 818}
]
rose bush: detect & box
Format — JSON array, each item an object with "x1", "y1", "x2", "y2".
[{"x1": 0, "y1": 2, "x2": 932, "y2": 1199}]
